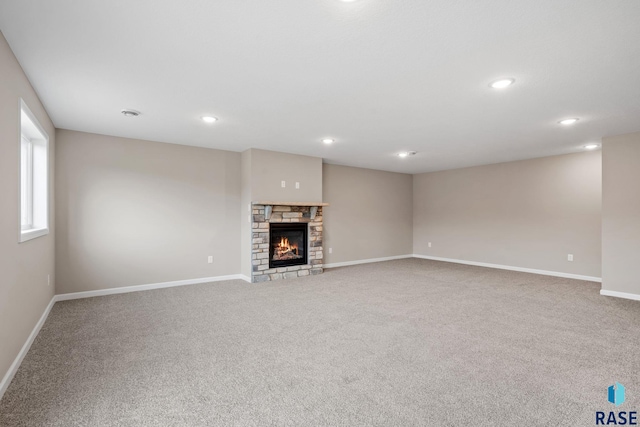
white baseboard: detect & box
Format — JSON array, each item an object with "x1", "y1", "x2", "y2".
[
  {"x1": 324, "y1": 254, "x2": 413, "y2": 269},
  {"x1": 412, "y1": 254, "x2": 602, "y2": 283},
  {"x1": 55, "y1": 274, "x2": 246, "y2": 301},
  {"x1": 239, "y1": 274, "x2": 251, "y2": 283},
  {"x1": 600, "y1": 289, "x2": 640, "y2": 301},
  {"x1": 0, "y1": 296, "x2": 56, "y2": 401}
]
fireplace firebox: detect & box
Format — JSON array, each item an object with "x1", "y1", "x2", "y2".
[{"x1": 269, "y1": 223, "x2": 308, "y2": 268}]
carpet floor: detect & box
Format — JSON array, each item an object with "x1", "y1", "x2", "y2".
[{"x1": 1, "y1": 258, "x2": 639, "y2": 426}]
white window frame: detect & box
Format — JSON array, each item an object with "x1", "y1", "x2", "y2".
[{"x1": 19, "y1": 99, "x2": 49, "y2": 243}]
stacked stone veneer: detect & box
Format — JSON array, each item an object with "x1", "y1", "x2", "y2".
[{"x1": 252, "y1": 205, "x2": 323, "y2": 282}]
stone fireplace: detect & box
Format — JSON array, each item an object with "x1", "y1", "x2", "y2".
[{"x1": 251, "y1": 202, "x2": 326, "y2": 282}]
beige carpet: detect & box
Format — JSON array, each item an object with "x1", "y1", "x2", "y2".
[{"x1": 1, "y1": 258, "x2": 639, "y2": 426}]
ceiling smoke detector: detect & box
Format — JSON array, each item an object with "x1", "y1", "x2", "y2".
[
  {"x1": 121, "y1": 109, "x2": 141, "y2": 117},
  {"x1": 398, "y1": 151, "x2": 417, "y2": 158}
]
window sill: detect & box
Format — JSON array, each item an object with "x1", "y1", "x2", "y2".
[{"x1": 20, "y1": 227, "x2": 49, "y2": 243}]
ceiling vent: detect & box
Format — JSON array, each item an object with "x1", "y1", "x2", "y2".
[{"x1": 121, "y1": 109, "x2": 141, "y2": 117}]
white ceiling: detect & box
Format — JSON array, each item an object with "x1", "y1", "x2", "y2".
[{"x1": 1, "y1": 0, "x2": 640, "y2": 174}]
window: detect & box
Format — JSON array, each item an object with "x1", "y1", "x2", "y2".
[{"x1": 19, "y1": 99, "x2": 49, "y2": 242}]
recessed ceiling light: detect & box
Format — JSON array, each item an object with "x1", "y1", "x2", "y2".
[
  {"x1": 202, "y1": 116, "x2": 218, "y2": 123},
  {"x1": 322, "y1": 138, "x2": 335, "y2": 144},
  {"x1": 121, "y1": 109, "x2": 140, "y2": 117},
  {"x1": 489, "y1": 78, "x2": 515, "y2": 89},
  {"x1": 584, "y1": 144, "x2": 600, "y2": 150},
  {"x1": 559, "y1": 118, "x2": 579, "y2": 125},
  {"x1": 398, "y1": 151, "x2": 416, "y2": 158}
]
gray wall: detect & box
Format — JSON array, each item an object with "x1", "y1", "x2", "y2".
[
  {"x1": 249, "y1": 149, "x2": 323, "y2": 203},
  {"x1": 240, "y1": 150, "x2": 252, "y2": 278},
  {"x1": 55, "y1": 129, "x2": 241, "y2": 294},
  {"x1": 323, "y1": 164, "x2": 413, "y2": 265},
  {"x1": 602, "y1": 131, "x2": 640, "y2": 295},
  {"x1": 413, "y1": 152, "x2": 602, "y2": 278},
  {"x1": 0, "y1": 32, "x2": 55, "y2": 389}
]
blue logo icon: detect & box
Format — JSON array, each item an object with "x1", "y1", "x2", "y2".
[{"x1": 609, "y1": 382, "x2": 626, "y2": 407}]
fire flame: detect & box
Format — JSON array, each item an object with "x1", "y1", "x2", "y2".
[{"x1": 276, "y1": 236, "x2": 298, "y2": 255}]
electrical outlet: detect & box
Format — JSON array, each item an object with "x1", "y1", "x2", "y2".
[
  {"x1": 208, "y1": 256, "x2": 213, "y2": 264},
  {"x1": 329, "y1": 248, "x2": 333, "y2": 254},
  {"x1": 428, "y1": 242, "x2": 432, "y2": 248},
  {"x1": 281, "y1": 180, "x2": 286, "y2": 188},
  {"x1": 295, "y1": 182, "x2": 300, "y2": 189},
  {"x1": 568, "y1": 254, "x2": 574, "y2": 262}
]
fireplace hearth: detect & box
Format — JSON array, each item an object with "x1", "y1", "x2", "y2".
[
  {"x1": 269, "y1": 223, "x2": 307, "y2": 268},
  {"x1": 250, "y1": 202, "x2": 327, "y2": 283}
]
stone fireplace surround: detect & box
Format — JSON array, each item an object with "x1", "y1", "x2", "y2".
[{"x1": 251, "y1": 202, "x2": 328, "y2": 283}]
